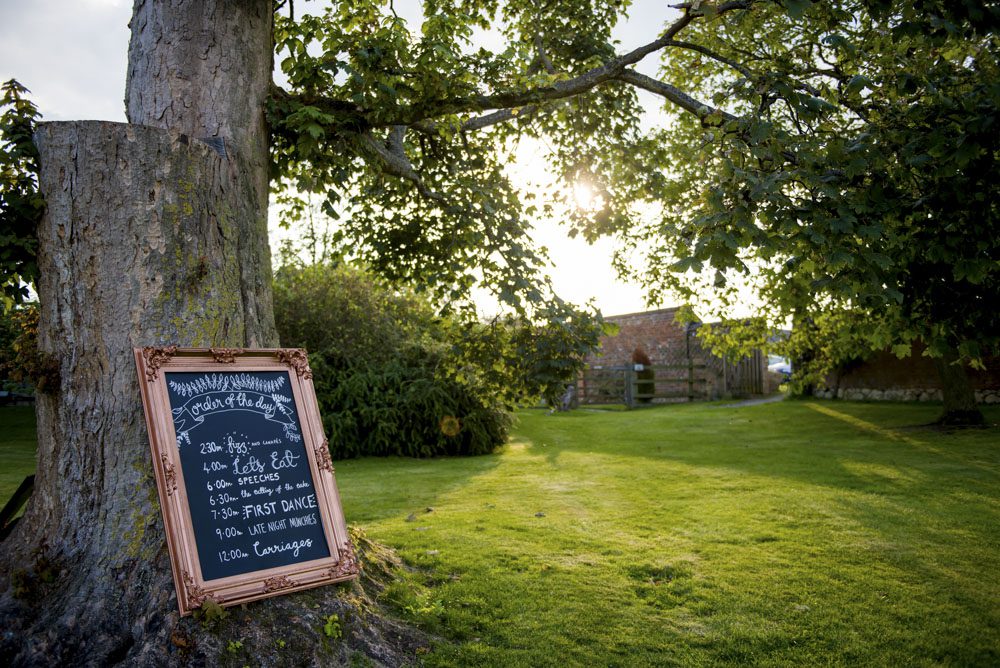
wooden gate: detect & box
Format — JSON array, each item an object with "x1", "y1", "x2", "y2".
[{"x1": 576, "y1": 363, "x2": 710, "y2": 408}]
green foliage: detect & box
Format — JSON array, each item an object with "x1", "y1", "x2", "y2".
[
  {"x1": 265, "y1": 1, "x2": 997, "y2": 418},
  {"x1": 322, "y1": 614, "x2": 342, "y2": 639},
  {"x1": 273, "y1": 262, "x2": 511, "y2": 458},
  {"x1": 193, "y1": 598, "x2": 230, "y2": 630},
  {"x1": 477, "y1": 302, "x2": 609, "y2": 408},
  {"x1": 0, "y1": 80, "x2": 43, "y2": 309},
  {"x1": 267, "y1": 1, "x2": 650, "y2": 315},
  {"x1": 0, "y1": 302, "x2": 56, "y2": 394},
  {"x1": 311, "y1": 353, "x2": 511, "y2": 458},
  {"x1": 612, "y1": 1, "x2": 1000, "y2": 376}
]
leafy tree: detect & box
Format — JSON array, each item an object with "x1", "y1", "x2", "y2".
[
  {"x1": 594, "y1": 1, "x2": 998, "y2": 424},
  {"x1": 0, "y1": 80, "x2": 43, "y2": 309},
  {"x1": 501, "y1": 303, "x2": 608, "y2": 407},
  {"x1": 267, "y1": 0, "x2": 1000, "y2": 424},
  {"x1": 5, "y1": 0, "x2": 998, "y2": 663}
]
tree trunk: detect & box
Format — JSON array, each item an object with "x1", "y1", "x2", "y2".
[
  {"x1": 789, "y1": 313, "x2": 816, "y2": 398},
  {"x1": 125, "y1": 0, "x2": 273, "y2": 261},
  {"x1": 934, "y1": 349, "x2": 985, "y2": 426},
  {"x1": 0, "y1": 2, "x2": 425, "y2": 665}
]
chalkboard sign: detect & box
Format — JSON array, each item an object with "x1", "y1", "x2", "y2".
[{"x1": 135, "y1": 348, "x2": 357, "y2": 615}]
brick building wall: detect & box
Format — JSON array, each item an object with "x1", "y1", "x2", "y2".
[
  {"x1": 588, "y1": 308, "x2": 692, "y2": 367},
  {"x1": 816, "y1": 342, "x2": 1000, "y2": 404},
  {"x1": 584, "y1": 308, "x2": 767, "y2": 399},
  {"x1": 589, "y1": 310, "x2": 1000, "y2": 404}
]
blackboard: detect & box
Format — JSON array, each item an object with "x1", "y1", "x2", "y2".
[
  {"x1": 165, "y1": 370, "x2": 330, "y2": 581},
  {"x1": 135, "y1": 347, "x2": 357, "y2": 615}
]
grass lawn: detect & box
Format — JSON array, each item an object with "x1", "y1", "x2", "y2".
[
  {"x1": 3, "y1": 401, "x2": 1000, "y2": 665},
  {"x1": 0, "y1": 406, "x2": 37, "y2": 507},
  {"x1": 337, "y1": 401, "x2": 1000, "y2": 666}
]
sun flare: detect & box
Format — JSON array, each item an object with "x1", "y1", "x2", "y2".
[{"x1": 572, "y1": 181, "x2": 601, "y2": 212}]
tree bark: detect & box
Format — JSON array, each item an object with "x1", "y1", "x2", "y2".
[
  {"x1": 126, "y1": 0, "x2": 275, "y2": 338},
  {"x1": 934, "y1": 348, "x2": 985, "y2": 426},
  {"x1": 0, "y1": 1, "x2": 425, "y2": 664},
  {"x1": 125, "y1": 0, "x2": 273, "y2": 261}
]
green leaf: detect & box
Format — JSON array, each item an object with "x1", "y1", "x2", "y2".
[
  {"x1": 670, "y1": 257, "x2": 703, "y2": 274},
  {"x1": 783, "y1": 0, "x2": 815, "y2": 20}
]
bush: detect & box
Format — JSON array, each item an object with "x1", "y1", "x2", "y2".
[
  {"x1": 632, "y1": 348, "x2": 654, "y2": 404},
  {"x1": 273, "y1": 263, "x2": 511, "y2": 458},
  {"x1": 0, "y1": 303, "x2": 57, "y2": 394}
]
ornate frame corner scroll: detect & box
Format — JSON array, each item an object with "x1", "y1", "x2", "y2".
[
  {"x1": 315, "y1": 440, "x2": 335, "y2": 473},
  {"x1": 276, "y1": 348, "x2": 313, "y2": 379},
  {"x1": 183, "y1": 570, "x2": 220, "y2": 609},
  {"x1": 329, "y1": 540, "x2": 359, "y2": 579},
  {"x1": 263, "y1": 574, "x2": 297, "y2": 593},
  {"x1": 141, "y1": 346, "x2": 178, "y2": 382},
  {"x1": 134, "y1": 347, "x2": 356, "y2": 615},
  {"x1": 160, "y1": 453, "x2": 178, "y2": 496}
]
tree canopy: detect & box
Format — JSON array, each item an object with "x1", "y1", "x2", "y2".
[
  {"x1": 4, "y1": 0, "x2": 998, "y2": 399},
  {"x1": 267, "y1": 1, "x2": 999, "y2": 381},
  {"x1": 623, "y1": 1, "x2": 999, "y2": 366}
]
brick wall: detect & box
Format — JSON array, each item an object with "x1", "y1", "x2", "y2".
[
  {"x1": 817, "y1": 342, "x2": 1000, "y2": 403},
  {"x1": 585, "y1": 308, "x2": 766, "y2": 399},
  {"x1": 588, "y1": 308, "x2": 692, "y2": 367}
]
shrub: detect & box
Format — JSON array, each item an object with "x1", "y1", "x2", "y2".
[
  {"x1": 0, "y1": 303, "x2": 57, "y2": 394},
  {"x1": 273, "y1": 263, "x2": 510, "y2": 458},
  {"x1": 632, "y1": 348, "x2": 655, "y2": 404}
]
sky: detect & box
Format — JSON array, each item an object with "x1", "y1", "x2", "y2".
[{"x1": 0, "y1": 0, "x2": 685, "y2": 317}]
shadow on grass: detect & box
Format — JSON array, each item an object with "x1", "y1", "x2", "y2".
[
  {"x1": 329, "y1": 448, "x2": 505, "y2": 525},
  {"x1": 517, "y1": 400, "x2": 1000, "y2": 662},
  {"x1": 520, "y1": 400, "x2": 1000, "y2": 489},
  {"x1": 0, "y1": 404, "x2": 505, "y2": 528}
]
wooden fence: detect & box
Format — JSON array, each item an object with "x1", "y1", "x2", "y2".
[
  {"x1": 575, "y1": 350, "x2": 767, "y2": 409},
  {"x1": 716, "y1": 349, "x2": 767, "y2": 398},
  {"x1": 576, "y1": 363, "x2": 710, "y2": 407}
]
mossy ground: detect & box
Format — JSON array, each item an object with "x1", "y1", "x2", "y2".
[{"x1": 4, "y1": 401, "x2": 1000, "y2": 665}]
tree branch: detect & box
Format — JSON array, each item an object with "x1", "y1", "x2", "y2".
[
  {"x1": 532, "y1": 35, "x2": 557, "y2": 75},
  {"x1": 372, "y1": 0, "x2": 754, "y2": 126},
  {"x1": 664, "y1": 39, "x2": 755, "y2": 79},
  {"x1": 273, "y1": 1, "x2": 756, "y2": 136},
  {"x1": 358, "y1": 129, "x2": 448, "y2": 203},
  {"x1": 616, "y1": 69, "x2": 737, "y2": 124}
]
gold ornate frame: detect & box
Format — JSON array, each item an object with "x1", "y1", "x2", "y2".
[{"x1": 134, "y1": 347, "x2": 357, "y2": 615}]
